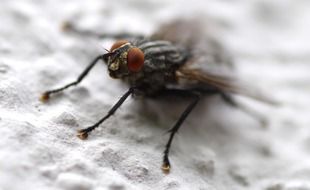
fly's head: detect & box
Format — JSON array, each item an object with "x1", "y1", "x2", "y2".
[{"x1": 106, "y1": 40, "x2": 144, "y2": 79}]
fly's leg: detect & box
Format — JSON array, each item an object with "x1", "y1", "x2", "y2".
[
  {"x1": 220, "y1": 92, "x2": 267, "y2": 126},
  {"x1": 160, "y1": 89, "x2": 201, "y2": 173},
  {"x1": 77, "y1": 87, "x2": 134, "y2": 140},
  {"x1": 197, "y1": 88, "x2": 267, "y2": 125},
  {"x1": 40, "y1": 55, "x2": 104, "y2": 102},
  {"x1": 62, "y1": 21, "x2": 144, "y2": 40}
]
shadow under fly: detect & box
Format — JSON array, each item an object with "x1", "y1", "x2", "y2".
[{"x1": 41, "y1": 19, "x2": 278, "y2": 173}]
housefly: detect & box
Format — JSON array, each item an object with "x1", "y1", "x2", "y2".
[{"x1": 41, "y1": 19, "x2": 277, "y2": 173}]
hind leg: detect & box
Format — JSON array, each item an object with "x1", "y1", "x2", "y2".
[{"x1": 220, "y1": 92, "x2": 268, "y2": 127}]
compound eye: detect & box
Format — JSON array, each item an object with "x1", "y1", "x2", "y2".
[
  {"x1": 127, "y1": 47, "x2": 144, "y2": 72},
  {"x1": 110, "y1": 40, "x2": 129, "y2": 52}
]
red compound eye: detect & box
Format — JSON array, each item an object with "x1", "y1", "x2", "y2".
[
  {"x1": 127, "y1": 47, "x2": 144, "y2": 72},
  {"x1": 110, "y1": 40, "x2": 129, "y2": 52}
]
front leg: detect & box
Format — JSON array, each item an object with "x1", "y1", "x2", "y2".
[
  {"x1": 40, "y1": 55, "x2": 105, "y2": 101},
  {"x1": 77, "y1": 87, "x2": 135, "y2": 139}
]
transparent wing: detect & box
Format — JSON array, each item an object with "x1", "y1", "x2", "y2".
[{"x1": 151, "y1": 18, "x2": 234, "y2": 75}]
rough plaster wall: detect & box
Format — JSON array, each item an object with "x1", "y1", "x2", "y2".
[{"x1": 1, "y1": 0, "x2": 310, "y2": 190}]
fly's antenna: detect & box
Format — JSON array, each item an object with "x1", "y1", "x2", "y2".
[
  {"x1": 103, "y1": 47, "x2": 110, "y2": 53},
  {"x1": 101, "y1": 51, "x2": 115, "y2": 61}
]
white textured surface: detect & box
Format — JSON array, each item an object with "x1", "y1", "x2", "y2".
[{"x1": 1, "y1": 0, "x2": 310, "y2": 190}]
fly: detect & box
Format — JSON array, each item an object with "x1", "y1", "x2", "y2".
[{"x1": 41, "y1": 20, "x2": 277, "y2": 173}]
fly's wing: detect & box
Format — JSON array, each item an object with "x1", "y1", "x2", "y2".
[
  {"x1": 152, "y1": 19, "x2": 278, "y2": 105},
  {"x1": 151, "y1": 18, "x2": 234, "y2": 79},
  {"x1": 176, "y1": 67, "x2": 278, "y2": 105},
  {"x1": 151, "y1": 19, "x2": 206, "y2": 48}
]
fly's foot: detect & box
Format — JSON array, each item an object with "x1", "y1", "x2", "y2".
[
  {"x1": 77, "y1": 129, "x2": 89, "y2": 140},
  {"x1": 161, "y1": 157, "x2": 171, "y2": 174},
  {"x1": 40, "y1": 92, "x2": 50, "y2": 102}
]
